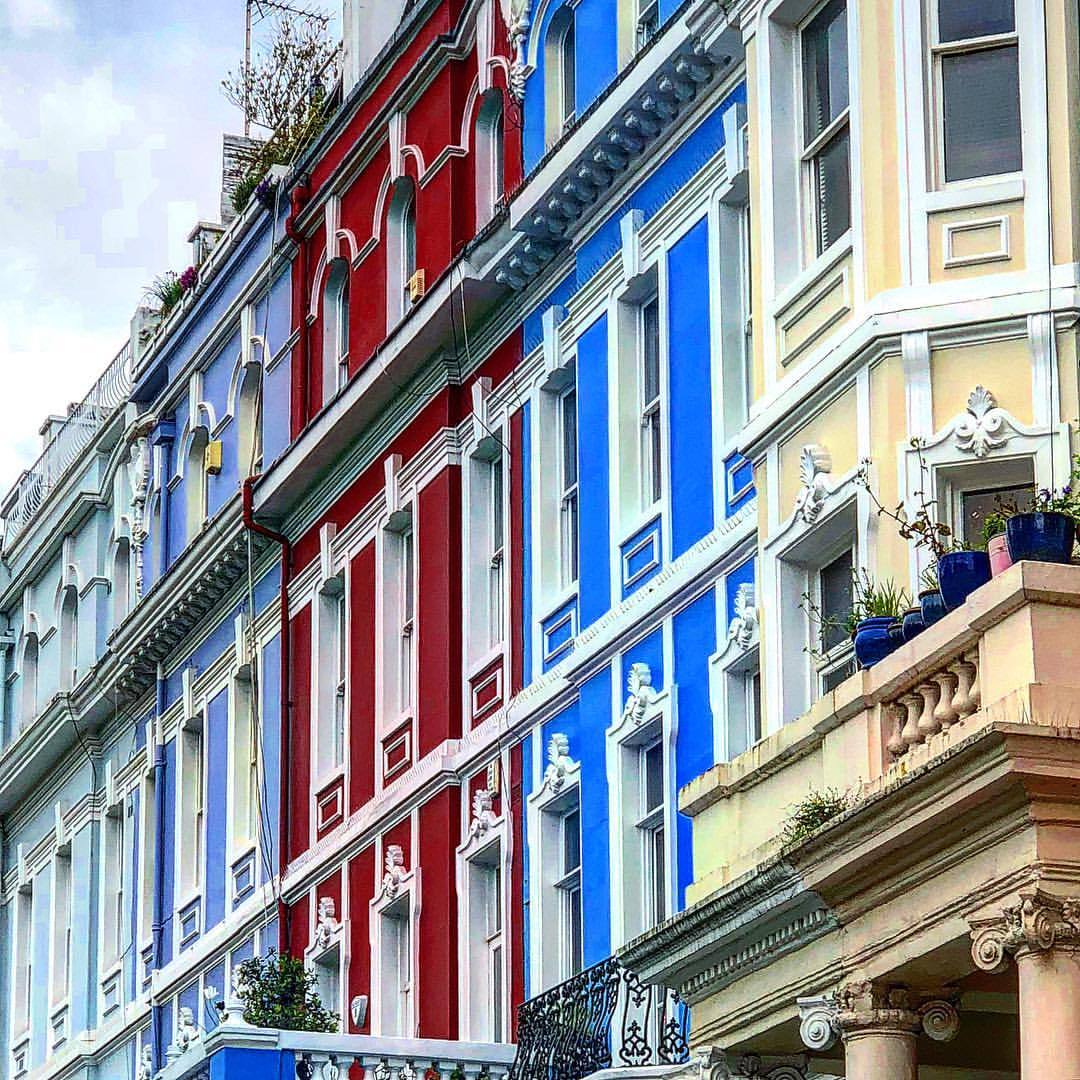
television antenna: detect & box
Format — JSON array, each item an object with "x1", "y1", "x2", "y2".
[{"x1": 244, "y1": 0, "x2": 332, "y2": 135}]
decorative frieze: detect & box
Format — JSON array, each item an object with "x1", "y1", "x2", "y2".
[{"x1": 971, "y1": 889, "x2": 1080, "y2": 973}]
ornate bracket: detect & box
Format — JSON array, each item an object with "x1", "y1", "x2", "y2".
[
  {"x1": 543, "y1": 732, "x2": 575, "y2": 793},
  {"x1": 728, "y1": 584, "x2": 758, "y2": 650},
  {"x1": 793, "y1": 445, "x2": 832, "y2": 524},
  {"x1": 621, "y1": 662, "x2": 658, "y2": 727},
  {"x1": 971, "y1": 889, "x2": 1080, "y2": 973},
  {"x1": 313, "y1": 896, "x2": 340, "y2": 952},
  {"x1": 953, "y1": 386, "x2": 1008, "y2": 458},
  {"x1": 468, "y1": 787, "x2": 499, "y2": 840},
  {"x1": 381, "y1": 844, "x2": 407, "y2": 900}
]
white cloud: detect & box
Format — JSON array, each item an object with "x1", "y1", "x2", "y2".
[{"x1": 1, "y1": 0, "x2": 73, "y2": 36}]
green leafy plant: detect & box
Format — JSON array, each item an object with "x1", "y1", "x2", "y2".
[
  {"x1": 857, "y1": 441, "x2": 968, "y2": 559},
  {"x1": 981, "y1": 506, "x2": 1012, "y2": 546},
  {"x1": 233, "y1": 950, "x2": 339, "y2": 1033},
  {"x1": 918, "y1": 564, "x2": 939, "y2": 594},
  {"x1": 799, "y1": 569, "x2": 908, "y2": 664},
  {"x1": 781, "y1": 787, "x2": 852, "y2": 846},
  {"x1": 147, "y1": 271, "x2": 185, "y2": 316}
]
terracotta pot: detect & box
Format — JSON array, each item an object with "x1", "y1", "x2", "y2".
[{"x1": 987, "y1": 533, "x2": 1013, "y2": 577}]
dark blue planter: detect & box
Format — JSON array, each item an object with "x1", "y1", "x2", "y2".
[
  {"x1": 901, "y1": 607, "x2": 926, "y2": 643},
  {"x1": 854, "y1": 616, "x2": 900, "y2": 668},
  {"x1": 887, "y1": 620, "x2": 905, "y2": 649},
  {"x1": 919, "y1": 589, "x2": 947, "y2": 627},
  {"x1": 937, "y1": 551, "x2": 992, "y2": 611},
  {"x1": 1005, "y1": 511, "x2": 1075, "y2": 565}
]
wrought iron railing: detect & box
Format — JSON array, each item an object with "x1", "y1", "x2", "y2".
[
  {"x1": 509, "y1": 957, "x2": 689, "y2": 1080},
  {"x1": 2, "y1": 338, "x2": 134, "y2": 550}
]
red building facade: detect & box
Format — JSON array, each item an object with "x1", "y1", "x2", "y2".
[{"x1": 252, "y1": 0, "x2": 527, "y2": 1042}]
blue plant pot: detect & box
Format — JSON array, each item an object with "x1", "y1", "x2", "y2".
[
  {"x1": 901, "y1": 607, "x2": 926, "y2": 643},
  {"x1": 1005, "y1": 511, "x2": 1075, "y2": 565},
  {"x1": 937, "y1": 551, "x2": 992, "y2": 611},
  {"x1": 854, "y1": 616, "x2": 900, "y2": 669},
  {"x1": 887, "y1": 620, "x2": 905, "y2": 649},
  {"x1": 919, "y1": 589, "x2": 947, "y2": 627}
]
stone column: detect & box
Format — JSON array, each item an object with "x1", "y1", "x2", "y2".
[
  {"x1": 971, "y1": 889, "x2": 1080, "y2": 1077},
  {"x1": 798, "y1": 983, "x2": 959, "y2": 1080}
]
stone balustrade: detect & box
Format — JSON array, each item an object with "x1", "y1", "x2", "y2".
[{"x1": 881, "y1": 647, "x2": 981, "y2": 759}]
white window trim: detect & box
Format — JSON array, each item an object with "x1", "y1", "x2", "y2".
[
  {"x1": 709, "y1": 580, "x2": 762, "y2": 764},
  {"x1": 526, "y1": 732, "x2": 582, "y2": 993},
  {"x1": 606, "y1": 663, "x2": 675, "y2": 949},
  {"x1": 369, "y1": 841, "x2": 420, "y2": 1037},
  {"x1": 176, "y1": 687, "x2": 206, "y2": 913},
  {"x1": 377, "y1": 493, "x2": 418, "y2": 750},
  {"x1": 455, "y1": 787, "x2": 511, "y2": 1041},
  {"x1": 313, "y1": 568, "x2": 348, "y2": 789}
]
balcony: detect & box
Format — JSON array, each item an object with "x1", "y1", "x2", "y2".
[
  {"x1": 623, "y1": 560, "x2": 1080, "y2": 1076},
  {"x1": 1, "y1": 338, "x2": 133, "y2": 551},
  {"x1": 157, "y1": 1024, "x2": 516, "y2": 1080},
  {"x1": 509, "y1": 956, "x2": 688, "y2": 1080}
]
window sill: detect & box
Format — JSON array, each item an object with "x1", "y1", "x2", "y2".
[
  {"x1": 771, "y1": 232, "x2": 853, "y2": 321},
  {"x1": 924, "y1": 176, "x2": 1024, "y2": 213}
]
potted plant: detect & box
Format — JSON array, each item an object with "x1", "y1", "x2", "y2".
[
  {"x1": 982, "y1": 507, "x2": 1013, "y2": 577},
  {"x1": 917, "y1": 564, "x2": 946, "y2": 627},
  {"x1": 858, "y1": 445, "x2": 991, "y2": 612},
  {"x1": 851, "y1": 572, "x2": 909, "y2": 669},
  {"x1": 1005, "y1": 485, "x2": 1077, "y2": 565}
]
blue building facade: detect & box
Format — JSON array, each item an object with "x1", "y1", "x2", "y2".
[{"x1": 0, "y1": 179, "x2": 291, "y2": 1080}]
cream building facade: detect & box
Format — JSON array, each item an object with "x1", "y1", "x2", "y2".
[{"x1": 621, "y1": 0, "x2": 1080, "y2": 1077}]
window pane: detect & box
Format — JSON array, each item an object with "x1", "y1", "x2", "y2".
[
  {"x1": 960, "y1": 483, "x2": 1032, "y2": 548},
  {"x1": 942, "y1": 46, "x2": 1021, "y2": 182},
  {"x1": 802, "y1": 0, "x2": 848, "y2": 144},
  {"x1": 493, "y1": 108, "x2": 505, "y2": 201},
  {"x1": 651, "y1": 826, "x2": 666, "y2": 922},
  {"x1": 492, "y1": 457, "x2": 504, "y2": 553},
  {"x1": 819, "y1": 549, "x2": 854, "y2": 651},
  {"x1": 642, "y1": 298, "x2": 661, "y2": 404},
  {"x1": 750, "y1": 669, "x2": 762, "y2": 743},
  {"x1": 561, "y1": 17, "x2": 576, "y2": 125},
  {"x1": 562, "y1": 389, "x2": 578, "y2": 489},
  {"x1": 492, "y1": 943, "x2": 503, "y2": 1037},
  {"x1": 814, "y1": 126, "x2": 851, "y2": 253},
  {"x1": 643, "y1": 742, "x2": 664, "y2": 814},
  {"x1": 562, "y1": 807, "x2": 581, "y2": 873},
  {"x1": 648, "y1": 414, "x2": 663, "y2": 504},
  {"x1": 568, "y1": 887, "x2": 583, "y2": 973},
  {"x1": 403, "y1": 531, "x2": 414, "y2": 622},
  {"x1": 937, "y1": 0, "x2": 1014, "y2": 43}
]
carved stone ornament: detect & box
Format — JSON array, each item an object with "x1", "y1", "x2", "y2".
[
  {"x1": 970, "y1": 889, "x2": 1080, "y2": 973},
  {"x1": 501, "y1": 0, "x2": 532, "y2": 99},
  {"x1": 728, "y1": 583, "x2": 758, "y2": 650},
  {"x1": 137, "y1": 1045, "x2": 153, "y2": 1080},
  {"x1": 953, "y1": 385, "x2": 1008, "y2": 458},
  {"x1": 621, "y1": 662, "x2": 657, "y2": 727},
  {"x1": 793, "y1": 445, "x2": 832, "y2": 524},
  {"x1": 468, "y1": 787, "x2": 499, "y2": 840},
  {"x1": 543, "y1": 732, "x2": 574, "y2": 793},
  {"x1": 128, "y1": 436, "x2": 152, "y2": 597},
  {"x1": 798, "y1": 984, "x2": 959, "y2": 1049},
  {"x1": 313, "y1": 896, "x2": 339, "y2": 952},
  {"x1": 736, "y1": 1054, "x2": 807, "y2": 1080},
  {"x1": 382, "y1": 844, "x2": 407, "y2": 900}
]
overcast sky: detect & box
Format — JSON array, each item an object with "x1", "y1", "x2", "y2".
[{"x1": 0, "y1": 0, "x2": 323, "y2": 497}]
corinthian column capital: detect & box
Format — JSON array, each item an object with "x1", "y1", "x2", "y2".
[{"x1": 970, "y1": 889, "x2": 1080, "y2": 973}]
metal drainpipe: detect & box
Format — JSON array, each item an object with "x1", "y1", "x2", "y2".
[
  {"x1": 151, "y1": 662, "x2": 167, "y2": 1067},
  {"x1": 242, "y1": 477, "x2": 293, "y2": 954}
]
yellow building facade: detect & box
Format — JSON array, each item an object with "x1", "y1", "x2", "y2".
[{"x1": 624, "y1": 0, "x2": 1080, "y2": 1077}]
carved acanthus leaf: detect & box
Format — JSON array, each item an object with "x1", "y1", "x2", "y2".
[
  {"x1": 728, "y1": 583, "x2": 758, "y2": 650},
  {"x1": 954, "y1": 385, "x2": 1008, "y2": 458},
  {"x1": 621, "y1": 662, "x2": 657, "y2": 726},
  {"x1": 793, "y1": 445, "x2": 832, "y2": 524}
]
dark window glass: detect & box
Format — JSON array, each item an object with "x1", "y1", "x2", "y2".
[
  {"x1": 561, "y1": 16, "x2": 576, "y2": 126},
  {"x1": 819, "y1": 549, "x2": 854, "y2": 652},
  {"x1": 562, "y1": 808, "x2": 581, "y2": 874},
  {"x1": 643, "y1": 742, "x2": 664, "y2": 814},
  {"x1": 937, "y1": 0, "x2": 1014, "y2": 43},
  {"x1": 814, "y1": 127, "x2": 851, "y2": 251},
  {"x1": 642, "y1": 298, "x2": 661, "y2": 404},
  {"x1": 942, "y1": 46, "x2": 1022, "y2": 182},
  {"x1": 650, "y1": 827, "x2": 666, "y2": 922},
  {"x1": 568, "y1": 887, "x2": 583, "y2": 972},
  {"x1": 562, "y1": 389, "x2": 578, "y2": 489},
  {"x1": 802, "y1": 0, "x2": 849, "y2": 143},
  {"x1": 492, "y1": 457, "x2": 504, "y2": 554},
  {"x1": 960, "y1": 483, "x2": 1032, "y2": 548},
  {"x1": 822, "y1": 657, "x2": 857, "y2": 692}
]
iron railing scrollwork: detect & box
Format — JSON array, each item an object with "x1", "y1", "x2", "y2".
[{"x1": 510, "y1": 956, "x2": 689, "y2": 1080}]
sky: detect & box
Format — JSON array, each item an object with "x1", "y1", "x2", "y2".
[{"x1": 0, "y1": 0, "x2": 315, "y2": 498}]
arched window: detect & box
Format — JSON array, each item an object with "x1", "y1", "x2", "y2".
[
  {"x1": 475, "y1": 90, "x2": 506, "y2": 226},
  {"x1": 186, "y1": 429, "x2": 209, "y2": 542},
  {"x1": 59, "y1": 586, "x2": 78, "y2": 691},
  {"x1": 322, "y1": 258, "x2": 350, "y2": 403},
  {"x1": 20, "y1": 633, "x2": 38, "y2": 729},
  {"x1": 112, "y1": 538, "x2": 131, "y2": 627},
  {"x1": 238, "y1": 361, "x2": 264, "y2": 475},
  {"x1": 545, "y1": 6, "x2": 576, "y2": 146},
  {"x1": 386, "y1": 180, "x2": 417, "y2": 328}
]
